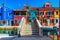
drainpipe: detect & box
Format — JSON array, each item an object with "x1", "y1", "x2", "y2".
[
  {"x1": 58, "y1": 8, "x2": 60, "y2": 40},
  {"x1": 47, "y1": 20, "x2": 50, "y2": 27}
]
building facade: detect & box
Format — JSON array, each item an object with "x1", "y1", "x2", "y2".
[
  {"x1": 54, "y1": 8, "x2": 59, "y2": 28},
  {"x1": 13, "y1": 10, "x2": 28, "y2": 26},
  {"x1": 38, "y1": 2, "x2": 54, "y2": 28},
  {"x1": 0, "y1": 3, "x2": 13, "y2": 26},
  {"x1": 28, "y1": 8, "x2": 38, "y2": 21}
]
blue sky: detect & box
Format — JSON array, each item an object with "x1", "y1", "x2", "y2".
[{"x1": 0, "y1": 0, "x2": 59, "y2": 10}]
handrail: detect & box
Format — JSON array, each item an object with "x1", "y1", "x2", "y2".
[
  {"x1": 35, "y1": 18, "x2": 54, "y2": 28},
  {"x1": 17, "y1": 17, "x2": 25, "y2": 34},
  {"x1": 18, "y1": 17, "x2": 25, "y2": 28},
  {"x1": 35, "y1": 18, "x2": 42, "y2": 28}
]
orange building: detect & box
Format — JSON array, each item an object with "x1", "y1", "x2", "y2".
[{"x1": 38, "y1": 2, "x2": 54, "y2": 28}]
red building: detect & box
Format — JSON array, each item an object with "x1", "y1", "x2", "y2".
[{"x1": 13, "y1": 10, "x2": 28, "y2": 26}]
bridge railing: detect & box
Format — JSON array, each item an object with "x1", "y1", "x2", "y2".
[{"x1": 35, "y1": 18, "x2": 42, "y2": 28}]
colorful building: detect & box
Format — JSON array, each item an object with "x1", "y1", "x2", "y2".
[
  {"x1": 24, "y1": 4, "x2": 38, "y2": 21},
  {"x1": 0, "y1": 27, "x2": 17, "y2": 36},
  {"x1": 6, "y1": 9, "x2": 13, "y2": 26},
  {"x1": 13, "y1": 10, "x2": 28, "y2": 26},
  {"x1": 38, "y1": 2, "x2": 54, "y2": 28},
  {"x1": 54, "y1": 8, "x2": 59, "y2": 39},
  {"x1": 54, "y1": 8, "x2": 59, "y2": 28},
  {"x1": 37, "y1": 2, "x2": 58, "y2": 37},
  {"x1": 0, "y1": 3, "x2": 13, "y2": 26},
  {"x1": 0, "y1": 2, "x2": 59, "y2": 38},
  {"x1": 28, "y1": 8, "x2": 38, "y2": 21}
]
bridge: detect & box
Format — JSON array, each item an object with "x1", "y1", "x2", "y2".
[{"x1": 0, "y1": 17, "x2": 55, "y2": 40}]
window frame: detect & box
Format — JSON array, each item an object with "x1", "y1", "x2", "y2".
[
  {"x1": 40, "y1": 12, "x2": 44, "y2": 16},
  {"x1": 50, "y1": 20, "x2": 54, "y2": 23},
  {"x1": 46, "y1": 12, "x2": 53, "y2": 16},
  {"x1": 56, "y1": 11, "x2": 58, "y2": 15}
]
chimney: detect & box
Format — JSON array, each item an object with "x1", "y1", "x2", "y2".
[
  {"x1": 24, "y1": 4, "x2": 27, "y2": 11},
  {"x1": 24, "y1": 4, "x2": 29, "y2": 11},
  {"x1": 43, "y1": 2, "x2": 51, "y2": 8}
]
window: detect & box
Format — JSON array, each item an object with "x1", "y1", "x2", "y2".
[
  {"x1": 15, "y1": 20, "x2": 17, "y2": 23},
  {"x1": 8, "y1": 20, "x2": 14, "y2": 26},
  {"x1": 14, "y1": 12, "x2": 20, "y2": 15},
  {"x1": 56, "y1": 19, "x2": 58, "y2": 23},
  {"x1": 3, "y1": 30, "x2": 6, "y2": 33},
  {"x1": 50, "y1": 12, "x2": 53, "y2": 16},
  {"x1": 11, "y1": 21, "x2": 14, "y2": 26},
  {"x1": 46, "y1": 12, "x2": 49, "y2": 16},
  {"x1": 26, "y1": 6, "x2": 29, "y2": 9},
  {"x1": 0, "y1": 13, "x2": 2, "y2": 16},
  {"x1": 11, "y1": 31, "x2": 14, "y2": 34},
  {"x1": 46, "y1": 5, "x2": 50, "y2": 7},
  {"x1": 40, "y1": 12, "x2": 44, "y2": 15},
  {"x1": 56, "y1": 11, "x2": 58, "y2": 15},
  {"x1": 46, "y1": 12, "x2": 53, "y2": 16},
  {"x1": 20, "y1": 12, "x2": 26, "y2": 15},
  {"x1": 3, "y1": 21, "x2": 5, "y2": 24},
  {"x1": 8, "y1": 12, "x2": 11, "y2": 16},
  {"x1": 50, "y1": 20, "x2": 54, "y2": 23},
  {"x1": 8, "y1": 20, "x2": 10, "y2": 26},
  {"x1": 43, "y1": 20, "x2": 47, "y2": 23}
]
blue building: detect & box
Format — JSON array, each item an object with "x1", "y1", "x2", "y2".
[
  {"x1": 6, "y1": 9, "x2": 13, "y2": 26},
  {"x1": 0, "y1": 7, "x2": 2, "y2": 20},
  {"x1": 0, "y1": 3, "x2": 13, "y2": 26}
]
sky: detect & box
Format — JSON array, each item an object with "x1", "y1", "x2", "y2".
[{"x1": 0, "y1": 0, "x2": 59, "y2": 10}]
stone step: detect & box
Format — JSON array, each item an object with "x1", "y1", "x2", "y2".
[{"x1": 20, "y1": 19, "x2": 39, "y2": 36}]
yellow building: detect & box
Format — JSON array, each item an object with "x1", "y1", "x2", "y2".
[
  {"x1": 54, "y1": 8, "x2": 59, "y2": 28},
  {"x1": 54, "y1": 8, "x2": 59, "y2": 18}
]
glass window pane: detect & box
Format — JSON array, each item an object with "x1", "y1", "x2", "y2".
[
  {"x1": 56, "y1": 19, "x2": 58, "y2": 23},
  {"x1": 56, "y1": 11, "x2": 58, "y2": 15},
  {"x1": 46, "y1": 12, "x2": 49, "y2": 16},
  {"x1": 46, "y1": 12, "x2": 53, "y2": 16},
  {"x1": 40, "y1": 12, "x2": 44, "y2": 15},
  {"x1": 14, "y1": 12, "x2": 20, "y2": 15},
  {"x1": 20, "y1": 12, "x2": 26, "y2": 15},
  {"x1": 50, "y1": 20, "x2": 54, "y2": 23},
  {"x1": 50, "y1": 12, "x2": 53, "y2": 16}
]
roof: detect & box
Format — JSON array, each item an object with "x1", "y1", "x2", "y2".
[
  {"x1": 13, "y1": 10, "x2": 26, "y2": 12},
  {"x1": 30, "y1": 8, "x2": 38, "y2": 11},
  {"x1": 38, "y1": 7, "x2": 54, "y2": 11}
]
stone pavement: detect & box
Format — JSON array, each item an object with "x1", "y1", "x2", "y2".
[
  {"x1": 0, "y1": 35, "x2": 18, "y2": 40},
  {"x1": 0, "y1": 35, "x2": 53, "y2": 40},
  {"x1": 13, "y1": 36, "x2": 52, "y2": 40},
  {"x1": 0, "y1": 37, "x2": 16, "y2": 40}
]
